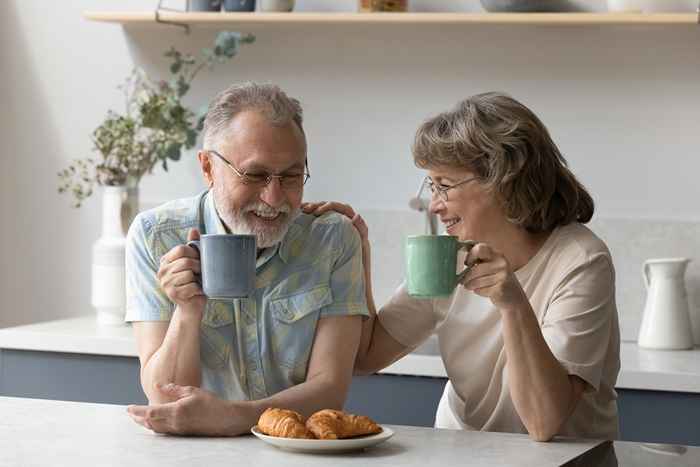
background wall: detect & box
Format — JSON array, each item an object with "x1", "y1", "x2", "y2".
[{"x1": 1, "y1": 1, "x2": 698, "y2": 342}]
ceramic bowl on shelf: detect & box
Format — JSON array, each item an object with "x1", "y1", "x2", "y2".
[{"x1": 480, "y1": 0, "x2": 584, "y2": 12}]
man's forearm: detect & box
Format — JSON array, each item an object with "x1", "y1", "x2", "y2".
[
  {"x1": 142, "y1": 306, "x2": 202, "y2": 404},
  {"x1": 243, "y1": 375, "x2": 349, "y2": 427}
]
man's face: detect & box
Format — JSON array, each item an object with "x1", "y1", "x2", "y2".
[{"x1": 199, "y1": 110, "x2": 307, "y2": 248}]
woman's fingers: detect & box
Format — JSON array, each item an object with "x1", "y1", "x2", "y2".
[
  {"x1": 351, "y1": 213, "x2": 369, "y2": 239},
  {"x1": 465, "y1": 242, "x2": 494, "y2": 267},
  {"x1": 301, "y1": 201, "x2": 356, "y2": 219}
]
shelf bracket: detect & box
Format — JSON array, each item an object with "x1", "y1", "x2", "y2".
[{"x1": 154, "y1": 0, "x2": 190, "y2": 34}]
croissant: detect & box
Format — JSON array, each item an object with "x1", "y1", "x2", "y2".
[
  {"x1": 306, "y1": 409, "x2": 382, "y2": 440},
  {"x1": 257, "y1": 408, "x2": 315, "y2": 439}
]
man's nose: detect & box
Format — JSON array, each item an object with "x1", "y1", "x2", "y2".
[{"x1": 259, "y1": 178, "x2": 286, "y2": 208}]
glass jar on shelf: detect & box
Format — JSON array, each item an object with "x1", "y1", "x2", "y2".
[{"x1": 358, "y1": 0, "x2": 408, "y2": 12}]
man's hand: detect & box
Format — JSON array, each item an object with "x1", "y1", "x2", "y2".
[
  {"x1": 127, "y1": 383, "x2": 256, "y2": 437},
  {"x1": 157, "y1": 228, "x2": 207, "y2": 319}
]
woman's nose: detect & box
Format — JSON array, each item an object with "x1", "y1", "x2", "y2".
[{"x1": 429, "y1": 195, "x2": 445, "y2": 214}]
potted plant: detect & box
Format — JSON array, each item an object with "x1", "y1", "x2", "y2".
[{"x1": 58, "y1": 31, "x2": 255, "y2": 325}]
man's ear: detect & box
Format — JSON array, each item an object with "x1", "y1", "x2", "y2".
[{"x1": 198, "y1": 150, "x2": 214, "y2": 188}]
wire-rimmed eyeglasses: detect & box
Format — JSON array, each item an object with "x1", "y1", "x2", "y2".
[
  {"x1": 425, "y1": 175, "x2": 478, "y2": 202},
  {"x1": 208, "y1": 150, "x2": 310, "y2": 190}
]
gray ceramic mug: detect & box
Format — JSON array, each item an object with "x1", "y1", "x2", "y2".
[{"x1": 188, "y1": 234, "x2": 256, "y2": 299}]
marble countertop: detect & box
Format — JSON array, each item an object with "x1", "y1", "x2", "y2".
[
  {"x1": 0, "y1": 396, "x2": 602, "y2": 467},
  {"x1": 1, "y1": 316, "x2": 699, "y2": 393}
]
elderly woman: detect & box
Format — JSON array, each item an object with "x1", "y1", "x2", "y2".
[{"x1": 303, "y1": 92, "x2": 620, "y2": 442}]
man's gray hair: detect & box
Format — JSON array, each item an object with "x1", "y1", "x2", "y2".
[{"x1": 202, "y1": 82, "x2": 305, "y2": 150}]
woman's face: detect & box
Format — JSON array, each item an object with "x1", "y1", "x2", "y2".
[{"x1": 426, "y1": 165, "x2": 506, "y2": 243}]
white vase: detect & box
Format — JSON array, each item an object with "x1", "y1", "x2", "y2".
[{"x1": 91, "y1": 183, "x2": 138, "y2": 326}]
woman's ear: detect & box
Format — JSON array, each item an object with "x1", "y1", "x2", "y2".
[{"x1": 198, "y1": 150, "x2": 214, "y2": 188}]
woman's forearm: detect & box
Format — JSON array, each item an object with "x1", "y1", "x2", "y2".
[
  {"x1": 141, "y1": 306, "x2": 202, "y2": 404},
  {"x1": 501, "y1": 302, "x2": 576, "y2": 441},
  {"x1": 355, "y1": 241, "x2": 376, "y2": 368}
]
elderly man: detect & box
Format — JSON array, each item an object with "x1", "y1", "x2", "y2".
[{"x1": 125, "y1": 83, "x2": 367, "y2": 436}]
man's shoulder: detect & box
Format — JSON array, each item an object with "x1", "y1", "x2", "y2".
[
  {"x1": 134, "y1": 194, "x2": 202, "y2": 236},
  {"x1": 294, "y1": 211, "x2": 356, "y2": 239},
  {"x1": 285, "y1": 211, "x2": 359, "y2": 257}
]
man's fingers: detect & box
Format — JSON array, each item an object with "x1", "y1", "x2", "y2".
[
  {"x1": 160, "y1": 244, "x2": 201, "y2": 266},
  {"x1": 166, "y1": 257, "x2": 201, "y2": 275},
  {"x1": 127, "y1": 404, "x2": 147, "y2": 417},
  {"x1": 187, "y1": 228, "x2": 200, "y2": 242}
]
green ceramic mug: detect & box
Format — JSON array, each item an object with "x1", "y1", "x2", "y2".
[{"x1": 405, "y1": 235, "x2": 477, "y2": 298}]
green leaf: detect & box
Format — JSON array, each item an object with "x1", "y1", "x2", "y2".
[
  {"x1": 165, "y1": 142, "x2": 182, "y2": 161},
  {"x1": 186, "y1": 129, "x2": 198, "y2": 147},
  {"x1": 170, "y1": 61, "x2": 182, "y2": 74},
  {"x1": 176, "y1": 76, "x2": 190, "y2": 97}
]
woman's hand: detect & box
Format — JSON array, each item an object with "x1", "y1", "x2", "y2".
[
  {"x1": 302, "y1": 201, "x2": 368, "y2": 242},
  {"x1": 462, "y1": 242, "x2": 529, "y2": 313}
]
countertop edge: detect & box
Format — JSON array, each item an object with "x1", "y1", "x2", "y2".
[{"x1": 2, "y1": 317, "x2": 700, "y2": 393}]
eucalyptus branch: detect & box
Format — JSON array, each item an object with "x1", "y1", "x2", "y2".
[{"x1": 58, "y1": 31, "x2": 254, "y2": 207}]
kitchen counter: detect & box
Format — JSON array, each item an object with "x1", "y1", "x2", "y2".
[
  {"x1": 0, "y1": 396, "x2": 603, "y2": 467},
  {"x1": 1, "y1": 315, "x2": 699, "y2": 393}
]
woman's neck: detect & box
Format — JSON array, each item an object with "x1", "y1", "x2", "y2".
[{"x1": 493, "y1": 225, "x2": 552, "y2": 272}]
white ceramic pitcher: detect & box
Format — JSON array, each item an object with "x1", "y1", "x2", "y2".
[{"x1": 638, "y1": 258, "x2": 694, "y2": 350}]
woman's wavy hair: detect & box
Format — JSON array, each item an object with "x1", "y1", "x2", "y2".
[{"x1": 413, "y1": 92, "x2": 593, "y2": 233}]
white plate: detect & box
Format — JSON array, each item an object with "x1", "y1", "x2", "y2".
[{"x1": 250, "y1": 425, "x2": 394, "y2": 453}]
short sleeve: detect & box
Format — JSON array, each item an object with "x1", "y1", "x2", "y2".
[
  {"x1": 377, "y1": 282, "x2": 437, "y2": 349},
  {"x1": 320, "y1": 219, "x2": 369, "y2": 319},
  {"x1": 541, "y1": 253, "x2": 616, "y2": 392},
  {"x1": 124, "y1": 213, "x2": 173, "y2": 322}
]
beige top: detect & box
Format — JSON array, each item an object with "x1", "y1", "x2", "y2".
[{"x1": 379, "y1": 223, "x2": 620, "y2": 439}]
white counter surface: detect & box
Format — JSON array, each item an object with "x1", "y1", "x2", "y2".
[
  {"x1": 0, "y1": 396, "x2": 602, "y2": 467},
  {"x1": 1, "y1": 316, "x2": 699, "y2": 393}
]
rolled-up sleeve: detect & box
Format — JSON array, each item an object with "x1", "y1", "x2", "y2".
[
  {"x1": 541, "y1": 253, "x2": 616, "y2": 392},
  {"x1": 125, "y1": 213, "x2": 173, "y2": 322}
]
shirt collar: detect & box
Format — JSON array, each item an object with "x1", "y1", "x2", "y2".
[{"x1": 203, "y1": 190, "x2": 294, "y2": 266}]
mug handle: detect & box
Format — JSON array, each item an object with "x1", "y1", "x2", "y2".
[
  {"x1": 186, "y1": 240, "x2": 202, "y2": 285},
  {"x1": 455, "y1": 240, "x2": 478, "y2": 283}
]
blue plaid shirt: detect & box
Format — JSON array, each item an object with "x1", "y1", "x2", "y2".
[{"x1": 125, "y1": 190, "x2": 368, "y2": 401}]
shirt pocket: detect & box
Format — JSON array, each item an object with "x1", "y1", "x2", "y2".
[
  {"x1": 200, "y1": 300, "x2": 234, "y2": 369},
  {"x1": 269, "y1": 285, "x2": 332, "y2": 370}
]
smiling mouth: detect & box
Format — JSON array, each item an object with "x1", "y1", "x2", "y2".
[
  {"x1": 250, "y1": 211, "x2": 283, "y2": 222},
  {"x1": 444, "y1": 218, "x2": 462, "y2": 230}
]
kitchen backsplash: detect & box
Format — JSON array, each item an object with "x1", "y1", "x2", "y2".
[{"x1": 361, "y1": 210, "x2": 700, "y2": 344}]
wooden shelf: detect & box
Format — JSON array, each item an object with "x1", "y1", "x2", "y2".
[{"x1": 83, "y1": 11, "x2": 699, "y2": 26}]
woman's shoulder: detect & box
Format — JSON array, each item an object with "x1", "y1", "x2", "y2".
[{"x1": 548, "y1": 222, "x2": 612, "y2": 265}]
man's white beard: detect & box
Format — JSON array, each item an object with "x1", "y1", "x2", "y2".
[{"x1": 223, "y1": 201, "x2": 299, "y2": 249}]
